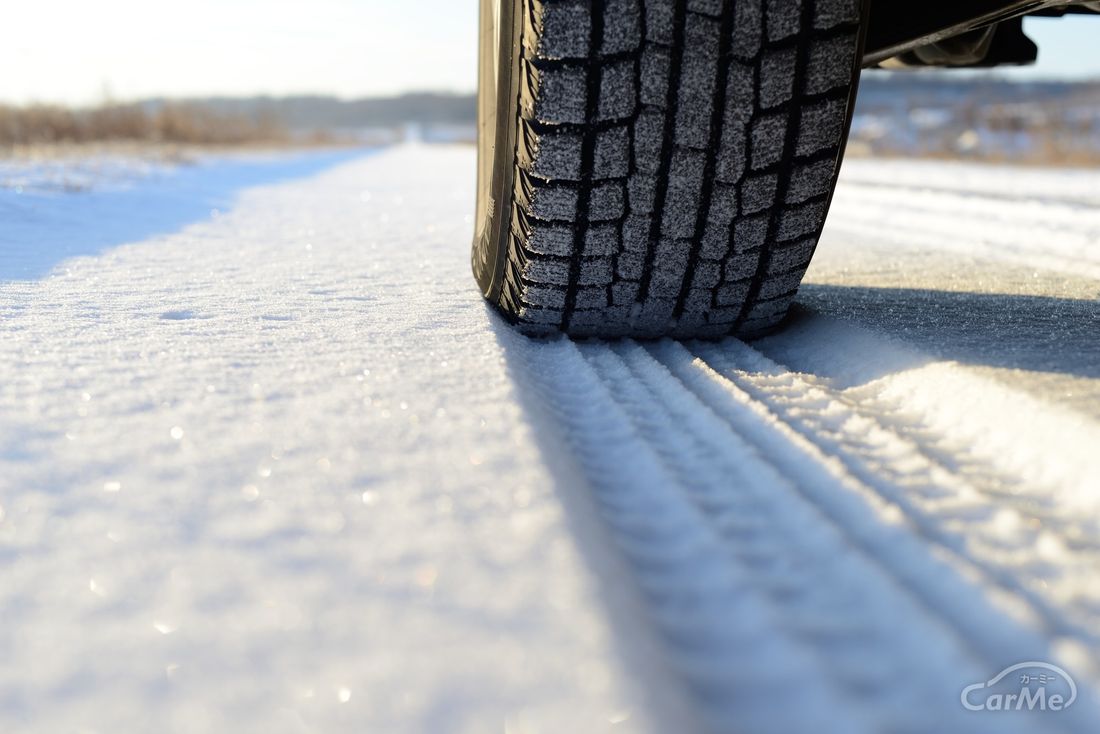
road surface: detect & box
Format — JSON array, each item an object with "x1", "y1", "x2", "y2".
[{"x1": 1, "y1": 145, "x2": 1098, "y2": 733}]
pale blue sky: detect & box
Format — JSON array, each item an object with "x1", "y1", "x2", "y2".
[
  {"x1": 1014, "y1": 15, "x2": 1100, "y2": 80},
  {"x1": 0, "y1": 3, "x2": 1096, "y2": 105}
]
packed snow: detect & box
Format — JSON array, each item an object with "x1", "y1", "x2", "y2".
[{"x1": 1, "y1": 145, "x2": 1098, "y2": 733}]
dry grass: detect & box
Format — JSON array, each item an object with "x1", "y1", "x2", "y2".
[
  {"x1": 847, "y1": 94, "x2": 1100, "y2": 167},
  {"x1": 0, "y1": 102, "x2": 293, "y2": 151},
  {"x1": 845, "y1": 141, "x2": 1100, "y2": 167}
]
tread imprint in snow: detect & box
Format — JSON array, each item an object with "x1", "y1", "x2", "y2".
[{"x1": 498, "y1": 0, "x2": 860, "y2": 338}]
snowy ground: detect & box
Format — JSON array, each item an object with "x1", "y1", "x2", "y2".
[{"x1": 1, "y1": 145, "x2": 1098, "y2": 733}]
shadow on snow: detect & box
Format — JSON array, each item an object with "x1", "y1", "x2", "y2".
[{"x1": 778, "y1": 283, "x2": 1100, "y2": 383}]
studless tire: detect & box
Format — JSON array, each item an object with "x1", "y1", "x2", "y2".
[{"x1": 473, "y1": 0, "x2": 865, "y2": 338}]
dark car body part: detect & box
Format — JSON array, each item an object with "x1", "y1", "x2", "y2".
[{"x1": 864, "y1": 0, "x2": 1099, "y2": 67}]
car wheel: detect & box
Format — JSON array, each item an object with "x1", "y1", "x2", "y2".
[{"x1": 473, "y1": 0, "x2": 866, "y2": 338}]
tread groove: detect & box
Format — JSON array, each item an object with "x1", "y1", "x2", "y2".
[
  {"x1": 636, "y1": 0, "x2": 689, "y2": 305},
  {"x1": 734, "y1": 0, "x2": 815, "y2": 332},
  {"x1": 672, "y1": 0, "x2": 737, "y2": 321},
  {"x1": 560, "y1": 0, "x2": 609, "y2": 331}
]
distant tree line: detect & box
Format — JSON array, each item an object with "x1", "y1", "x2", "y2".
[
  {"x1": 174, "y1": 92, "x2": 476, "y2": 130},
  {"x1": 0, "y1": 102, "x2": 289, "y2": 148},
  {"x1": 850, "y1": 74, "x2": 1100, "y2": 165},
  {"x1": 0, "y1": 92, "x2": 478, "y2": 149}
]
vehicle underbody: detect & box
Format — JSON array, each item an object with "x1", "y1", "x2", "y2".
[{"x1": 865, "y1": 1, "x2": 1099, "y2": 68}]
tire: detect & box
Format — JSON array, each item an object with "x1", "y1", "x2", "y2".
[{"x1": 472, "y1": 0, "x2": 865, "y2": 338}]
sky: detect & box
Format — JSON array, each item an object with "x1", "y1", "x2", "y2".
[{"x1": 0, "y1": 2, "x2": 1096, "y2": 105}]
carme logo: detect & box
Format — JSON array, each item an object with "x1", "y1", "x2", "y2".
[{"x1": 961, "y1": 661, "x2": 1077, "y2": 712}]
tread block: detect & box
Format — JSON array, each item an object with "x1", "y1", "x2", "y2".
[
  {"x1": 579, "y1": 258, "x2": 615, "y2": 286},
  {"x1": 622, "y1": 214, "x2": 652, "y2": 252},
  {"x1": 785, "y1": 158, "x2": 834, "y2": 204},
  {"x1": 528, "y1": 0, "x2": 591, "y2": 60},
  {"x1": 584, "y1": 222, "x2": 620, "y2": 255},
  {"x1": 741, "y1": 173, "x2": 778, "y2": 215},
  {"x1": 725, "y1": 251, "x2": 759, "y2": 281},
  {"x1": 640, "y1": 46, "x2": 672, "y2": 107},
  {"x1": 777, "y1": 199, "x2": 826, "y2": 241},
  {"x1": 806, "y1": 35, "x2": 857, "y2": 95},
  {"x1": 528, "y1": 223, "x2": 575, "y2": 256},
  {"x1": 747, "y1": 290, "x2": 797, "y2": 320},
  {"x1": 705, "y1": 183, "x2": 739, "y2": 228},
  {"x1": 699, "y1": 222, "x2": 732, "y2": 259},
  {"x1": 589, "y1": 180, "x2": 627, "y2": 221},
  {"x1": 520, "y1": 121, "x2": 583, "y2": 180},
  {"x1": 758, "y1": 267, "x2": 804, "y2": 300},
  {"x1": 716, "y1": 281, "x2": 751, "y2": 307},
  {"x1": 631, "y1": 298, "x2": 678, "y2": 333},
  {"x1": 687, "y1": 0, "x2": 724, "y2": 17},
  {"x1": 611, "y1": 280, "x2": 641, "y2": 305},
  {"x1": 594, "y1": 126, "x2": 631, "y2": 179},
  {"x1": 524, "y1": 179, "x2": 579, "y2": 220},
  {"x1": 733, "y1": 213, "x2": 769, "y2": 252},
  {"x1": 680, "y1": 287, "x2": 714, "y2": 313},
  {"x1": 723, "y1": 62, "x2": 756, "y2": 123},
  {"x1": 523, "y1": 256, "x2": 572, "y2": 286},
  {"x1": 649, "y1": 261, "x2": 688, "y2": 295},
  {"x1": 518, "y1": 304, "x2": 565, "y2": 325},
  {"x1": 644, "y1": 0, "x2": 676, "y2": 45},
  {"x1": 766, "y1": 0, "x2": 803, "y2": 42},
  {"x1": 654, "y1": 237, "x2": 692, "y2": 271},
  {"x1": 688, "y1": 260, "x2": 721, "y2": 289},
  {"x1": 751, "y1": 113, "x2": 788, "y2": 170},
  {"x1": 522, "y1": 285, "x2": 568, "y2": 310},
  {"x1": 731, "y1": 0, "x2": 763, "y2": 59},
  {"x1": 767, "y1": 237, "x2": 816, "y2": 272},
  {"x1": 627, "y1": 172, "x2": 659, "y2": 213},
  {"x1": 678, "y1": 321, "x2": 731, "y2": 338},
  {"x1": 814, "y1": 0, "x2": 860, "y2": 30},
  {"x1": 598, "y1": 60, "x2": 638, "y2": 121},
  {"x1": 707, "y1": 306, "x2": 742, "y2": 325},
  {"x1": 573, "y1": 286, "x2": 609, "y2": 309},
  {"x1": 528, "y1": 61, "x2": 588, "y2": 124},
  {"x1": 570, "y1": 306, "x2": 633, "y2": 335},
  {"x1": 714, "y1": 118, "x2": 747, "y2": 183},
  {"x1": 796, "y1": 97, "x2": 847, "y2": 157},
  {"x1": 672, "y1": 311, "x2": 710, "y2": 334},
  {"x1": 759, "y1": 48, "x2": 796, "y2": 109},
  {"x1": 600, "y1": 0, "x2": 644, "y2": 54},
  {"x1": 736, "y1": 316, "x2": 779, "y2": 338},
  {"x1": 634, "y1": 109, "x2": 666, "y2": 173},
  {"x1": 674, "y1": 13, "x2": 721, "y2": 149},
  {"x1": 616, "y1": 250, "x2": 647, "y2": 279},
  {"x1": 661, "y1": 148, "x2": 707, "y2": 237}
]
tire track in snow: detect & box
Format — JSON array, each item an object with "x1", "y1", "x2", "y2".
[
  {"x1": 679, "y1": 338, "x2": 1100, "y2": 653},
  {"x1": 827, "y1": 161, "x2": 1100, "y2": 281},
  {"x1": 834, "y1": 196, "x2": 1098, "y2": 257},
  {"x1": 838, "y1": 174, "x2": 1100, "y2": 210},
  {"x1": 825, "y1": 171, "x2": 1100, "y2": 279},
  {"x1": 515, "y1": 335, "x2": 1098, "y2": 733},
  {"x1": 515, "y1": 338, "x2": 867, "y2": 734},
  {"x1": 827, "y1": 193, "x2": 1100, "y2": 279},
  {"x1": 839, "y1": 160, "x2": 1100, "y2": 209},
  {"x1": 624, "y1": 343, "x2": 1087, "y2": 680},
  {"x1": 838, "y1": 180, "x2": 1100, "y2": 232}
]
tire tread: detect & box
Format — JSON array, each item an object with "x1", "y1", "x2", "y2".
[{"x1": 494, "y1": 0, "x2": 860, "y2": 338}]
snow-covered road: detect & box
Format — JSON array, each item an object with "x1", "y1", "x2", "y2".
[{"x1": 1, "y1": 146, "x2": 1098, "y2": 733}]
